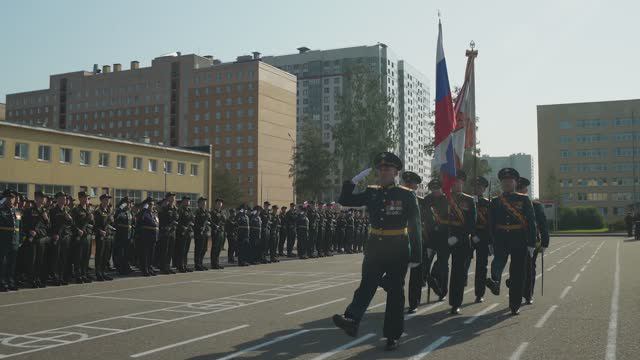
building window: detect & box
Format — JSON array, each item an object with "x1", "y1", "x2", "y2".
[
  {"x1": 14, "y1": 143, "x2": 29, "y2": 160},
  {"x1": 115, "y1": 189, "x2": 142, "y2": 205},
  {"x1": 148, "y1": 159, "x2": 157, "y2": 172},
  {"x1": 35, "y1": 184, "x2": 72, "y2": 197},
  {"x1": 80, "y1": 150, "x2": 91, "y2": 166},
  {"x1": 0, "y1": 139, "x2": 4, "y2": 157},
  {"x1": 559, "y1": 120, "x2": 571, "y2": 129},
  {"x1": 164, "y1": 161, "x2": 172, "y2": 173},
  {"x1": 133, "y1": 157, "x2": 142, "y2": 170},
  {"x1": 99, "y1": 153, "x2": 109, "y2": 167},
  {"x1": 37, "y1": 145, "x2": 51, "y2": 161},
  {"x1": 177, "y1": 162, "x2": 186, "y2": 175},
  {"x1": 117, "y1": 155, "x2": 127, "y2": 169},
  {"x1": 190, "y1": 164, "x2": 198, "y2": 176},
  {"x1": 247, "y1": 161, "x2": 254, "y2": 169},
  {"x1": 60, "y1": 148, "x2": 72, "y2": 163}
]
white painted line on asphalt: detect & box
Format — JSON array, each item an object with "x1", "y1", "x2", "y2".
[
  {"x1": 547, "y1": 265, "x2": 557, "y2": 271},
  {"x1": 572, "y1": 273, "x2": 581, "y2": 283},
  {"x1": 124, "y1": 316, "x2": 167, "y2": 322},
  {"x1": 408, "y1": 336, "x2": 451, "y2": 360},
  {"x1": 560, "y1": 286, "x2": 572, "y2": 300},
  {"x1": 606, "y1": 241, "x2": 620, "y2": 360},
  {"x1": 309, "y1": 333, "x2": 376, "y2": 360},
  {"x1": 535, "y1": 305, "x2": 558, "y2": 328},
  {"x1": 217, "y1": 329, "x2": 310, "y2": 360},
  {"x1": 130, "y1": 324, "x2": 249, "y2": 358},
  {"x1": 77, "y1": 324, "x2": 123, "y2": 332},
  {"x1": 586, "y1": 259, "x2": 592, "y2": 264},
  {"x1": 81, "y1": 295, "x2": 190, "y2": 304},
  {"x1": 195, "y1": 280, "x2": 286, "y2": 287},
  {"x1": 285, "y1": 298, "x2": 346, "y2": 315},
  {"x1": 368, "y1": 302, "x2": 386, "y2": 310},
  {"x1": 509, "y1": 342, "x2": 529, "y2": 360},
  {"x1": 463, "y1": 303, "x2": 500, "y2": 325},
  {"x1": 580, "y1": 265, "x2": 587, "y2": 272}
]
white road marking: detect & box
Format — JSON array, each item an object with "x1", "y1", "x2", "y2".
[
  {"x1": 285, "y1": 298, "x2": 346, "y2": 315},
  {"x1": 572, "y1": 273, "x2": 581, "y2": 283},
  {"x1": 77, "y1": 324, "x2": 123, "y2": 332},
  {"x1": 546, "y1": 265, "x2": 556, "y2": 271},
  {"x1": 606, "y1": 241, "x2": 620, "y2": 360},
  {"x1": 509, "y1": 342, "x2": 529, "y2": 360},
  {"x1": 535, "y1": 305, "x2": 558, "y2": 328},
  {"x1": 580, "y1": 265, "x2": 587, "y2": 272},
  {"x1": 194, "y1": 280, "x2": 287, "y2": 287},
  {"x1": 368, "y1": 302, "x2": 386, "y2": 310},
  {"x1": 309, "y1": 333, "x2": 376, "y2": 360},
  {"x1": 130, "y1": 324, "x2": 249, "y2": 358},
  {"x1": 560, "y1": 286, "x2": 572, "y2": 300},
  {"x1": 463, "y1": 303, "x2": 500, "y2": 325},
  {"x1": 408, "y1": 336, "x2": 451, "y2": 360},
  {"x1": 586, "y1": 259, "x2": 592, "y2": 264},
  {"x1": 81, "y1": 295, "x2": 190, "y2": 304}
]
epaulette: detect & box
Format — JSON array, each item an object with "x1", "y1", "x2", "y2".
[{"x1": 367, "y1": 185, "x2": 381, "y2": 189}]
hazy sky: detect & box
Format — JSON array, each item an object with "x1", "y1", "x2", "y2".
[{"x1": 2, "y1": 0, "x2": 638, "y2": 183}]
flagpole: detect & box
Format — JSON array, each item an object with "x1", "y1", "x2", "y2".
[{"x1": 466, "y1": 41, "x2": 479, "y2": 180}]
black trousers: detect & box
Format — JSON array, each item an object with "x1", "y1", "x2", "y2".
[
  {"x1": 0, "y1": 240, "x2": 18, "y2": 286},
  {"x1": 227, "y1": 234, "x2": 237, "y2": 261},
  {"x1": 278, "y1": 229, "x2": 287, "y2": 255},
  {"x1": 158, "y1": 231, "x2": 176, "y2": 271},
  {"x1": 430, "y1": 241, "x2": 450, "y2": 298},
  {"x1": 408, "y1": 262, "x2": 425, "y2": 309},
  {"x1": 95, "y1": 233, "x2": 113, "y2": 275},
  {"x1": 113, "y1": 232, "x2": 131, "y2": 273},
  {"x1": 211, "y1": 230, "x2": 225, "y2": 266},
  {"x1": 344, "y1": 237, "x2": 409, "y2": 340},
  {"x1": 286, "y1": 227, "x2": 296, "y2": 255},
  {"x1": 523, "y1": 249, "x2": 539, "y2": 301},
  {"x1": 269, "y1": 233, "x2": 279, "y2": 260},
  {"x1": 448, "y1": 239, "x2": 471, "y2": 308},
  {"x1": 238, "y1": 238, "x2": 251, "y2": 264},
  {"x1": 137, "y1": 234, "x2": 156, "y2": 273},
  {"x1": 297, "y1": 229, "x2": 307, "y2": 258},
  {"x1": 194, "y1": 235, "x2": 208, "y2": 267}
]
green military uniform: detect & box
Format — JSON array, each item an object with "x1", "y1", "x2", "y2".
[
  {"x1": 71, "y1": 195, "x2": 94, "y2": 283},
  {"x1": 284, "y1": 205, "x2": 297, "y2": 257},
  {"x1": 296, "y1": 207, "x2": 309, "y2": 259},
  {"x1": 211, "y1": 200, "x2": 227, "y2": 269},
  {"x1": 423, "y1": 180, "x2": 451, "y2": 299},
  {"x1": 158, "y1": 196, "x2": 179, "y2": 274},
  {"x1": 49, "y1": 194, "x2": 73, "y2": 284},
  {"x1": 333, "y1": 152, "x2": 422, "y2": 347},
  {"x1": 113, "y1": 198, "x2": 134, "y2": 275},
  {"x1": 194, "y1": 198, "x2": 212, "y2": 270},
  {"x1": 0, "y1": 189, "x2": 21, "y2": 291},
  {"x1": 176, "y1": 198, "x2": 195, "y2": 272},
  {"x1": 94, "y1": 196, "x2": 115, "y2": 281}
]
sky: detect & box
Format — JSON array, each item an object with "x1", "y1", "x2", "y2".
[{"x1": 2, "y1": 0, "x2": 639, "y2": 189}]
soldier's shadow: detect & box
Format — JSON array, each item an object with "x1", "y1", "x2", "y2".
[{"x1": 184, "y1": 300, "x2": 515, "y2": 360}]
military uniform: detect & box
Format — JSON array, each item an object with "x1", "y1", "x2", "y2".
[
  {"x1": 307, "y1": 204, "x2": 318, "y2": 257},
  {"x1": 235, "y1": 209, "x2": 251, "y2": 266},
  {"x1": 487, "y1": 168, "x2": 537, "y2": 315},
  {"x1": 49, "y1": 195, "x2": 73, "y2": 284},
  {"x1": 335, "y1": 211, "x2": 347, "y2": 253},
  {"x1": 176, "y1": 200, "x2": 195, "y2": 272},
  {"x1": 225, "y1": 210, "x2": 238, "y2": 263},
  {"x1": 113, "y1": 199, "x2": 134, "y2": 275},
  {"x1": 471, "y1": 179, "x2": 491, "y2": 301},
  {"x1": 344, "y1": 211, "x2": 355, "y2": 253},
  {"x1": 138, "y1": 198, "x2": 159, "y2": 276},
  {"x1": 521, "y1": 178, "x2": 550, "y2": 304},
  {"x1": 269, "y1": 207, "x2": 280, "y2": 262},
  {"x1": 249, "y1": 210, "x2": 262, "y2": 264},
  {"x1": 296, "y1": 208, "x2": 309, "y2": 259},
  {"x1": 94, "y1": 197, "x2": 115, "y2": 281},
  {"x1": 71, "y1": 197, "x2": 94, "y2": 283},
  {"x1": 0, "y1": 189, "x2": 21, "y2": 291},
  {"x1": 259, "y1": 205, "x2": 271, "y2": 263},
  {"x1": 277, "y1": 208, "x2": 288, "y2": 256},
  {"x1": 333, "y1": 152, "x2": 422, "y2": 349},
  {"x1": 158, "y1": 197, "x2": 179, "y2": 273},
  {"x1": 424, "y1": 188, "x2": 451, "y2": 300},
  {"x1": 211, "y1": 203, "x2": 227, "y2": 269},
  {"x1": 285, "y1": 206, "x2": 297, "y2": 257},
  {"x1": 194, "y1": 199, "x2": 212, "y2": 270}
]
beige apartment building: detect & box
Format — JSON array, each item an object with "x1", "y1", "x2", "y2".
[
  {"x1": 0, "y1": 122, "x2": 211, "y2": 205},
  {"x1": 5, "y1": 53, "x2": 296, "y2": 206},
  {"x1": 537, "y1": 99, "x2": 640, "y2": 222},
  {"x1": 0, "y1": 103, "x2": 5, "y2": 121}
]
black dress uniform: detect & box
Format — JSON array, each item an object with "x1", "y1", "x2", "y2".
[
  {"x1": 0, "y1": 189, "x2": 21, "y2": 291},
  {"x1": 285, "y1": 205, "x2": 297, "y2": 257},
  {"x1": 447, "y1": 172, "x2": 477, "y2": 314},
  {"x1": 194, "y1": 198, "x2": 212, "y2": 270},
  {"x1": 49, "y1": 194, "x2": 73, "y2": 285},
  {"x1": 269, "y1": 206, "x2": 280, "y2": 262},
  {"x1": 23, "y1": 194, "x2": 51, "y2": 287},
  {"x1": 138, "y1": 198, "x2": 159, "y2": 276},
  {"x1": 226, "y1": 209, "x2": 238, "y2": 263},
  {"x1": 249, "y1": 209, "x2": 262, "y2": 264},
  {"x1": 296, "y1": 207, "x2": 309, "y2": 259},
  {"x1": 423, "y1": 183, "x2": 450, "y2": 300},
  {"x1": 176, "y1": 200, "x2": 195, "y2": 272},
  {"x1": 158, "y1": 197, "x2": 179, "y2": 274},
  {"x1": 211, "y1": 202, "x2": 227, "y2": 269},
  {"x1": 336, "y1": 211, "x2": 347, "y2": 253},
  {"x1": 487, "y1": 168, "x2": 537, "y2": 315},
  {"x1": 333, "y1": 152, "x2": 422, "y2": 350},
  {"x1": 113, "y1": 198, "x2": 134, "y2": 275},
  {"x1": 307, "y1": 204, "x2": 318, "y2": 258},
  {"x1": 94, "y1": 196, "x2": 115, "y2": 281},
  {"x1": 235, "y1": 209, "x2": 251, "y2": 266},
  {"x1": 277, "y1": 207, "x2": 287, "y2": 256},
  {"x1": 470, "y1": 177, "x2": 491, "y2": 302},
  {"x1": 344, "y1": 210, "x2": 355, "y2": 253}
]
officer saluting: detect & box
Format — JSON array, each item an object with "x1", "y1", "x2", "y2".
[
  {"x1": 485, "y1": 168, "x2": 537, "y2": 315},
  {"x1": 332, "y1": 152, "x2": 422, "y2": 351}
]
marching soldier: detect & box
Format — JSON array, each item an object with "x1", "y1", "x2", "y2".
[
  {"x1": 158, "y1": 193, "x2": 179, "y2": 274},
  {"x1": 138, "y1": 197, "x2": 159, "y2": 276},
  {"x1": 332, "y1": 152, "x2": 422, "y2": 351},
  {"x1": 236, "y1": 207, "x2": 251, "y2": 266},
  {"x1": 402, "y1": 171, "x2": 427, "y2": 314},
  {"x1": 113, "y1": 197, "x2": 134, "y2": 275},
  {"x1": 447, "y1": 170, "x2": 477, "y2": 315},
  {"x1": 296, "y1": 204, "x2": 309, "y2": 259},
  {"x1": 194, "y1": 197, "x2": 212, "y2": 271},
  {"x1": 71, "y1": 191, "x2": 94, "y2": 284},
  {"x1": 518, "y1": 177, "x2": 550, "y2": 304},
  {"x1": 94, "y1": 194, "x2": 115, "y2": 281},
  {"x1": 485, "y1": 168, "x2": 537, "y2": 315},
  {"x1": 0, "y1": 189, "x2": 21, "y2": 291},
  {"x1": 469, "y1": 176, "x2": 491, "y2": 303},
  {"x1": 226, "y1": 209, "x2": 238, "y2": 263},
  {"x1": 210, "y1": 198, "x2": 226, "y2": 269},
  {"x1": 49, "y1": 192, "x2": 73, "y2": 285},
  {"x1": 423, "y1": 179, "x2": 449, "y2": 301},
  {"x1": 176, "y1": 196, "x2": 195, "y2": 272}
]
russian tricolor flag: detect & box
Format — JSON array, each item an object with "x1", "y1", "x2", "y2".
[{"x1": 433, "y1": 19, "x2": 457, "y2": 196}]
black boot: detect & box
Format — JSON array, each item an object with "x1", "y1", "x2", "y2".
[{"x1": 332, "y1": 314, "x2": 358, "y2": 337}]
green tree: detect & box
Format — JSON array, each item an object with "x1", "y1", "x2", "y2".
[
  {"x1": 213, "y1": 168, "x2": 244, "y2": 208},
  {"x1": 544, "y1": 169, "x2": 562, "y2": 206},
  {"x1": 333, "y1": 64, "x2": 398, "y2": 179},
  {"x1": 290, "y1": 120, "x2": 336, "y2": 201}
]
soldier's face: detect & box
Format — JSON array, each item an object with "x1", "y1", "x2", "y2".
[
  {"x1": 56, "y1": 197, "x2": 66, "y2": 207},
  {"x1": 377, "y1": 165, "x2": 398, "y2": 185},
  {"x1": 216, "y1": 201, "x2": 223, "y2": 209},
  {"x1": 198, "y1": 200, "x2": 207, "y2": 209},
  {"x1": 475, "y1": 185, "x2": 487, "y2": 196},
  {"x1": 518, "y1": 186, "x2": 529, "y2": 194},
  {"x1": 101, "y1": 198, "x2": 110, "y2": 207},
  {"x1": 7, "y1": 196, "x2": 17, "y2": 208},
  {"x1": 501, "y1": 178, "x2": 516, "y2": 192}
]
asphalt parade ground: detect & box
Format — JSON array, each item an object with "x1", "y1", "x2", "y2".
[{"x1": 0, "y1": 236, "x2": 637, "y2": 360}]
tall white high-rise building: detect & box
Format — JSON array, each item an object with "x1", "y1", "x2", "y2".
[{"x1": 263, "y1": 44, "x2": 431, "y2": 199}]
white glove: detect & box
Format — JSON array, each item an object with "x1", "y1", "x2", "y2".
[
  {"x1": 527, "y1": 247, "x2": 535, "y2": 257},
  {"x1": 351, "y1": 167, "x2": 372, "y2": 184},
  {"x1": 488, "y1": 244, "x2": 494, "y2": 256},
  {"x1": 427, "y1": 248, "x2": 434, "y2": 258},
  {"x1": 447, "y1": 236, "x2": 458, "y2": 246},
  {"x1": 472, "y1": 235, "x2": 481, "y2": 244},
  {"x1": 409, "y1": 262, "x2": 420, "y2": 269}
]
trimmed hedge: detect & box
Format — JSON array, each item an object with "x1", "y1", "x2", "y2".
[{"x1": 557, "y1": 207, "x2": 605, "y2": 230}]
